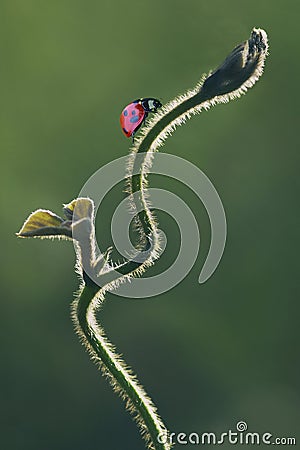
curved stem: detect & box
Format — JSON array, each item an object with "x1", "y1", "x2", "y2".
[
  {"x1": 72, "y1": 28, "x2": 268, "y2": 450},
  {"x1": 72, "y1": 283, "x2": 170, "y2": 450},
  {"x1": 128, "y1": 28, "x2": 268, "y2": 245}
]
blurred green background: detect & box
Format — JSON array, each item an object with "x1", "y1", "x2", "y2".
[{"x1": 1, "y1": 1, "x2": 299, "y2": 449}]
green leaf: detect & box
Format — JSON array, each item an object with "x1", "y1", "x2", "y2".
[
  {"x1": 17, "y1": 209, "x2": 72, "y2": 239},
  {"x1": 17, "y1": 198, "x2": 95, "y2": 240},
  {"x1": 63, "y1": 198, "x2": 94, "y2": 222}
]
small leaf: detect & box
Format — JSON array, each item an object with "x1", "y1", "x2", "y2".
[
  {"x1": 63, "y1": 198, "x2": 94, "y2": 222},
  {"x1": 17, "y1": 198, "x2": 95, "y2": 240},
  {"x1": 17, "y1": 209, "x2": 72, "y2": 239}
]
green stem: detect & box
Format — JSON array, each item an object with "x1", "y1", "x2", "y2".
[
  {"x1": 73, "y1": 28, "x2": 268, "y2": 450},
  {"x1": 17, "y1": 28, "x2": 269, "y2": 450},
  {"x1": 72, "y1": 282, "x2": 170, "y2": 450},
  {"x1": 129, "y1": 28, "x2": 269, "y2": 241}
]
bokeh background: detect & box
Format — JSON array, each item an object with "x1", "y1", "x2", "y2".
[{"x1": 1, "y1": 1, "x2": 299, "y2": 449}]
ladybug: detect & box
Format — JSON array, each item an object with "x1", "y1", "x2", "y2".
[{"x1": 120, "y1": 98, "x2": 162, "y2": 139}]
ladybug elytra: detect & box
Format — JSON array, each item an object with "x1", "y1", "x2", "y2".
[{"x1": 120, "y1": 98, "x2": 162, "y2": 139}]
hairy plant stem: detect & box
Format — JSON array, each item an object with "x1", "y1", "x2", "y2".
[
  {"x1": 71, "y1": 28, "x2": 268, "y2": 450},
  {"x1": 73, "y1": 282, "x2": 169, "y2": 450}
]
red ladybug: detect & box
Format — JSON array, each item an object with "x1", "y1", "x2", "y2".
[{"x1": 120, "y1": 98, "x2": 162, "y2": 139}]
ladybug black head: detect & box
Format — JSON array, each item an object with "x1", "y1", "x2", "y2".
[{"x1": 140, "y1": 98, "x2": 162, "y2": 113}]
